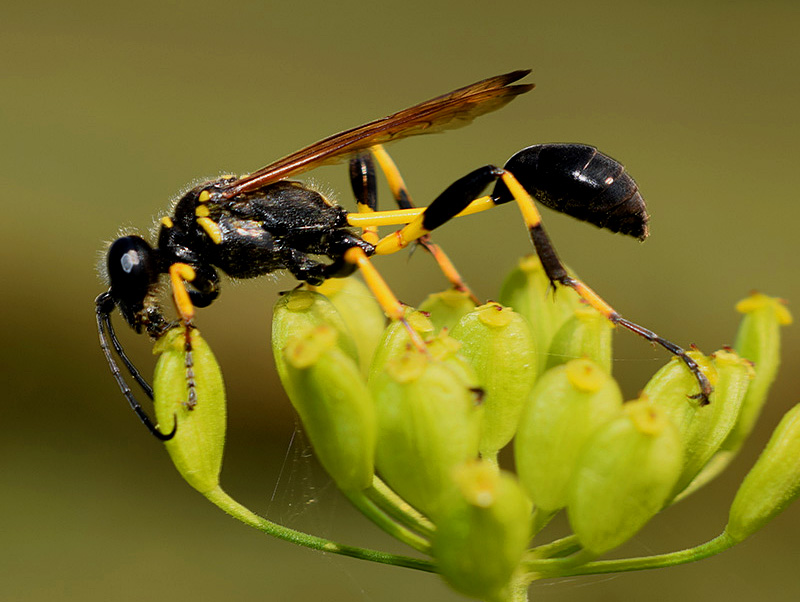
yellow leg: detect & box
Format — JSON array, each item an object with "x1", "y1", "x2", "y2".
[
  {"x1": 346, "y1": 196, "x2": 495, "y2": 228},
  {"x1": 498, "y1": 171, "x2": 618, "y2": 318},
  {"x1": 168, "y1": 262, "x2": 200, "y2": 408},
  {"x1": 370, "y1": 145, "x2": 410, "y2": 207},
  {"x1": 358, "y1": 145, "x2": 479, "y2": 302},
  {"x1": 357, "y1": 211, "x2": 380, "y2": 245},
  {"x1": 169, "y1": 263, "x2": 197, "y2": 322},
  {"x1": 343, "y1": 247, "x2": 427, "y2": 351},
  {"x1": 498, "y1": 170, "x2": 713, "y2": 400}
]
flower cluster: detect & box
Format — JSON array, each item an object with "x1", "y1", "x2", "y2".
[{"x1": 151, "y1": 256, "x2": 794, "y2": 602}]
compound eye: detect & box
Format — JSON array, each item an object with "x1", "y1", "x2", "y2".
[{"x1": 107, "y1": 236, "x2": 158, "y2": 303}]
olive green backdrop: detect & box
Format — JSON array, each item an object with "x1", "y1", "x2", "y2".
[{"x1": 3, "y1": 1, "x2": 799, "y2": 600}]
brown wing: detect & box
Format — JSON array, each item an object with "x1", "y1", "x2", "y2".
[{"x1": 219, "y1": 70, "x2": 534, "y2": 199}]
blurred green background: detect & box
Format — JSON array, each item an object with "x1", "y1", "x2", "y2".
[{"x1": 3, "y1": 1, "x2": 799, "y2": 600}]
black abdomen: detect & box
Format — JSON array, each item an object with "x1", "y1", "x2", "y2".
[{"x1": 492, "y1": 144, "x2": 649, "y2": 240}]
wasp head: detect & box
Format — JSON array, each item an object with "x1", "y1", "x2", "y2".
[{"x1": 105, "y1": 235, "x2": 162, "y2": 332}]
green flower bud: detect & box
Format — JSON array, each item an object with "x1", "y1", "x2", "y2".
[
  {"x1": 277, "y1": 325, "x2": 376, "y2": 492},
  {"x1": 433, "y1": 461, "x2": 532, "y2": 601},
  {"x1": 450, "y1": 303, "x2": 538, "y2": 457},
  {"x1": 368, "y1": 309, "x2": 434, "y2": 383},
  {"x1": 153, "y1": 327, "x2": 226, "y2": 494},
  {"x1": 545, "y1": 305, "x2": 613, "y2": 374},
  {"x1": 315, "y1": 276, "x2": 386, "y2": 373},
  {"x1": 641, "y1": 351, "x2": 717, "y2": 412},
  {"x1": 726, "y1": 404, "x2": 800, "y2": 543},
  {"x1": 723, "y1": 293, "x2": 792, "y2": 452},
  {"x1": 515, "y1": 359, "x2": 623, "y2": 514},
  {"x1": 418, "y1": 289, "x2": 477, "y2": 333},
  {"x1": 681, "y1": 350, "x2": 752, "y2": 494},
  {"x1": 499, "y1": 255, "x2": 581, "y2": 373},
  {"x1": 568, "y1": 400, "x2": 683, "y2": 555},
  {"x1": 644, "y1": 350, "x2": 752, "y2": 498},
  {"x1": 370, "y1": 350, "x2": 481, "y2": 518},
  {"x1": 425, "y1": 331, "x2": 482, "y2": 391},
  {"x1": 272, "y1": 289, "x2": 360, "y2": 379}
]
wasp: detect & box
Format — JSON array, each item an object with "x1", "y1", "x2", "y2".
[{"x1": 96, "y1": 70, "x2": 711, "y2": 439}]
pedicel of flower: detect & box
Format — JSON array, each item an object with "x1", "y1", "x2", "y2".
[
  {"x1": 315, "y1": 275, "x2": 387, "y2": 374},
  {"x1": 726, "y1": 403, "x2": 800, "y2": 543},
  {"x1": 432, "y1": 460, "x2": 533, "y2": 602},
  {"x1": 370, "y1": 349, "x2": 481, "y2": 519},
  {"x1": 545, "y1": 305, "x2": 613, "y2": 374},
  {"x1": 450, "y1": 302, "x2": 538, "y2": 457},
  {"x1": 499, "y1": 255, "x2": 580, "y2": 374},
  {"x1": 418, "y1": 289, "x2": 477, "y2": 333},
  {"x1": 153, "y1": 327, "x2": 226, "y2": 494},
  {"x1": 567, "y1": 399, "x2": 683, "y2": 555},
  {"x1": 722, "y1": 293, "x2": 793, "y2": 453},
  {"x1": 278, "y1": 324, "x2": 376, "y2": 493},
  {"x1": 515, "y1": 358, "x2": 623, "y2": 514}
]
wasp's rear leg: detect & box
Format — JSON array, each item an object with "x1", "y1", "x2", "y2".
[
  {"x1": 349, "y1": 146, "x2": 479, "y2": 302},
  {"x1": 366, "y1": 163, "x2": 712, "y2": 402},
  {"x1": 497, "y1": 170, "x2": 712, "y2": 402},
  {"x1": 341, "y1": 246, "x2": 428, "y2": 352}
]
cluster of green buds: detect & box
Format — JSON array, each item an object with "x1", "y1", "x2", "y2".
[{"x1": 151, "y1": 256, "x2": 794, "y2": 602}]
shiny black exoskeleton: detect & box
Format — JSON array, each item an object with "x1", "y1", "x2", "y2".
[
  {"x1": 105, "y1": 177, "x2": 373, "y2": 339},
  {"x1": 105, "y1": 142, "x2": 647, "y2": 342},
  {"x1": 97, "y1": 70, "x2": 711, "y2": 441},
  {"x1": 493, "y1": 143, "x2": 649, "y2": 241}
]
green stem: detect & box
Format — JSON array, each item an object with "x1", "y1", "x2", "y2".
[
  {"x1": 529, "y1": 507, "x2": 557, "y2": 538},
  {"x1": 527, "y1": 534, "x2": 581, "y2": 559},
  {"x1": 344, "y1": 489, "x2": 431, "y2": 553},
  {"x1": 366, "y1": 476, "x2": 435, "y2": 537},
  {"x1": 505, "y1": 571, "x2": 533, "y2": 602},
  {"x1": 526, "y1": 532, "x2": 735, "y2": 578},
  {"x1": 203, "y1": 486, "x2": 435, "y2": 573}
]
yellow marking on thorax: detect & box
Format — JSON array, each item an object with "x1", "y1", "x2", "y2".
[{"x1": 197, "y1": 217, "x2": 223, "y2": 244}]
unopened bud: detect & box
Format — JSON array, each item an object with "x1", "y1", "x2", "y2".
[
  {"x1": 515, "y1": 359, "x2": 623, "y2": 514},
  {"x1": 723, "y1": 293, "x2": 792, "y2": 452},
  {"x1": 644, "y1": 350, "x2": 752, "y2": 498},
  {"x1": 370, "y1": 350, "x2": 481, "y2": 518},
  {"x1": 499, "y1": 255, "x2": 581, "y2": 373},
  {"x1": 726, "y1": 404, "x2": 800, "y2": 542},
  {"x1": 272, "y1": 289, "x2": 360, "y2": 378},
  {"x1": 153, "y1": 327, "x2": 226, "y2": 494},
  {"x1": 567, "y1": 400, "x2": 683, "y2": 555},
  {"x1": 450, "y1": 303, "x2": 538, "y2": 457},
  {"x1": 433, "y1": 461, "x2": 532, "y2": 601},
  {"x1": 277, "y1": 325, "x2": 376, "y2": 492},
  {"x1": 315, "y1": 276, "x2": 386, "y2": 373},
  {"x1": 368, "y1": 309, "x2": 434, "y2": 382},
  {"x1": 425, "y1": 331, "x2": 482, "y2": 392},
  {"x1": 545, "y1": 305, "x2": 613, "y2": 374},
  {"x1": 418, "y1": 289, "x2": 477, "y2": 333}
]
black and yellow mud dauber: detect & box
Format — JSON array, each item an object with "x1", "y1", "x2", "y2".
[{"x1": 95, "y1": 70, "x2": 711, "y2": 439}]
